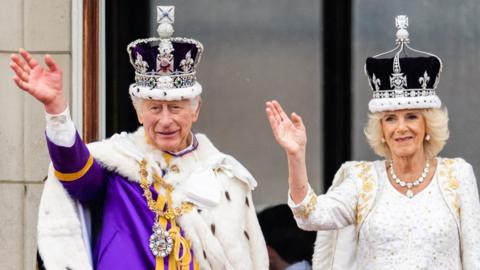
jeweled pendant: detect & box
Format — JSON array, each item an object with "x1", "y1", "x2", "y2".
[
  {"x1": 149, "y1": 222, "x2": 174, "y2": 257},
  {"x1": 406, "y1": 189, "x2": 414, "y2": 198}
]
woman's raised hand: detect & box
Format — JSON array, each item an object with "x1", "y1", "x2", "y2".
[
  {"x1": 10, "y1": 48, "x2": 66, "y2": 114},
  {"x1": 266, "y1": 100, "x2": 307, "y2": 156}
]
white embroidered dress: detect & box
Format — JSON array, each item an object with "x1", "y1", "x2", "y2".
[
  {"x1": 289, "y1": 158, "x2": 480, "y2": 270},
  {"x1": 360, "y1": 169, "x2": 460, "y2": 269}
]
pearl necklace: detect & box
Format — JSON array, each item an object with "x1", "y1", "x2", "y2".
[{"x1": 389, "y1": 160, "x2": 430, "y2": 198}]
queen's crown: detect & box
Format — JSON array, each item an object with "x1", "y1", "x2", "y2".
[{"x1": 364, "y1": 15, "x2": 443, "y2": 112}]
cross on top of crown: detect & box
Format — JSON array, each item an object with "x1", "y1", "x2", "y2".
[
  {"x1": 157, "y1": 6, "x2": 175, "y2": 24},
  {"x1": 395, "y1": 15, "x2": 410, "y2": 43},
  {"x1": 156, "y1": 6, "x2": 175, "y2": 38},
  {"x1": 395, "y1": 15, "x2": 408, "y2": 30}
]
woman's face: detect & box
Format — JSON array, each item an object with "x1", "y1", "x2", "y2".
[{"x1": 381, "y1": 109, "x2": 426, "y2": 159}]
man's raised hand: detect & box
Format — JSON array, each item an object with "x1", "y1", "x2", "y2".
[{"x1": 10, "y1": 48, "x2": 66, "y2": 114}]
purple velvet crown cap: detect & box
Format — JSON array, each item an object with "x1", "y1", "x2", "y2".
[{"x1": 127, "y1": 6, "x2": 204, "y2": 101}]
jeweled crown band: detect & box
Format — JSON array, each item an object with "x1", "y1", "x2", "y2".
[
  {"x1": 372, "y1": 89, "x2": 436, "y2": 99},
  {"x1": 134, "y1": 72, "x2": 196, "y2": 89}
]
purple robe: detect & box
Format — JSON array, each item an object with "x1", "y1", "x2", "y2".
[{"x1": 46, "y1": 132, "x2": 196, "y2": 269}]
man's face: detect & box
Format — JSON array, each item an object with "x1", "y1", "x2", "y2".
[{"x1": 137, "y1": 99, "x2": 200, "y2": 152}]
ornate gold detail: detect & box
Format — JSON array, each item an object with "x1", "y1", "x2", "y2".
[
  {"x1": 362, "y1": 180, "x2": 375, "y2": 192},
  {"x1": 170, "y1": 164, "x2": 180, "y2": 173},
  {"x1": 139, "y1": 159, "x2": 195, "y2": 263},
  {"x1": 356, "y1": 213, "x2": 363, "y2": 225},
  {"x1": 140, "y1": 168, "x2": 148, "y2": 178},
  {"x1": 441, "y1": 159, "x2": 461, "y2": 217},
  {"x1": 153, "y1": 173, "x2": 174, "y2": 192},
  {"x1": 356, "y1": 162, "x2": 375, "y2": 225},
  {"x1": 139, "y1": 160, "x2": 192, "y2": 219},
  {"x1": 444, "y1": 159, "x2": 455, "y2": 166},
  {"x1": 453, "y1": 197, "x2": 461, "y2": 216},
  {"x1": 294, "y1": 190, "x2": 318, "y2": 220},
  {"x1": 449, "y1": 178, "x2": 459, "y2": 190}
]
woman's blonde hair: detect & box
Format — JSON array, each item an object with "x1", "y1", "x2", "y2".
[{"x1": 364, "y1": 108, "x2": 449, "y2": 159}]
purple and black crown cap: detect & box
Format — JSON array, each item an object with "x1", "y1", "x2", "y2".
[
  {"x1": 128, "y1": 41, "x2": 201, "y2": 75},
  {"x1": 365, "y1": 56, "x2": 441, "y2": 92},
  {"x1": 365, "y1": 15, "x2": 443, "y2": 113}
]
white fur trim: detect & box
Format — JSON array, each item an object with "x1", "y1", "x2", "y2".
[
  {"x1": 129, "y1": 81, "x2": 202, "y2": 101},
  {"x1": 368, "y1": 95, "x2": 441, "y2": 112},
  {"x1": 37, "y1": 165, "x2": 93, "y2": 270},
  {"x1": 37, "y1": 128, "x2": 267, "y2": 269},
  {"x1": 87, "y1": 128, "x2": 257, "y2": 191}
]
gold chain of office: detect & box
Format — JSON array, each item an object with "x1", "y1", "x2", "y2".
[{"x1": 139, "y1": 159, "x2": 193, "y2": 220}]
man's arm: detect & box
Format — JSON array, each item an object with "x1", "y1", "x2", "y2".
[
  {"x1": 45, "y1": 107, "x2": 105, "y2": 202},
  {"x1": 11, "y1": 49, "x2": 105, "y2": 202}
]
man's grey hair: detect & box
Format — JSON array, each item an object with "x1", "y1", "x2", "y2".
[{"x1": 131, "y1": 95, "x2": 201, "y2": 114}]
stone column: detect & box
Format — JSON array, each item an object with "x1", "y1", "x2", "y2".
[{"x1": 0, "y1": 0, "x2": 72, "y2": 269}]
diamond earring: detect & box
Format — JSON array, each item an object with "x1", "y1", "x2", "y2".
[
  {"x1": 381, "y1": 137, "x2": 386, "y2": 143},
  {"x1": 425, "y1": 134, "x2": 431, "y2": 141}
]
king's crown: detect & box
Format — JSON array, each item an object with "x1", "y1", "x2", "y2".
[{"x1": 127, "y1": 6, "x2": 204, "y2": 100}]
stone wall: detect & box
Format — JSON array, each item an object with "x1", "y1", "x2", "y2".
[{"x1": 0, "y1": 0, "x2": 71, "y2": 269}]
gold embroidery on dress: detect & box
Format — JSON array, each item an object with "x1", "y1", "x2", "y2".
[
  {"x1": 356, "y1": 162, "x2": 375, "y2": 225},
  {"x1": 441, "y1": 159, "x2": 461, "y2": 217},
  {"x1": 294, "y1": 190, "x2": 318, "y2": 219}
]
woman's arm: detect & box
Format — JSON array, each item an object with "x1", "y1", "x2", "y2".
[
  {"x1": 458, "y1": 161, "x2": 480, "y2": 268},
  {"x1": 265, "y1": 100, "x2": 309, "y2": 203},
  {"x1": 266, "y1": 100, "x2": 358, "y2": 231},
  {"x1": 288, "y1": 163, "x2": 358, "y2": 231}
]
